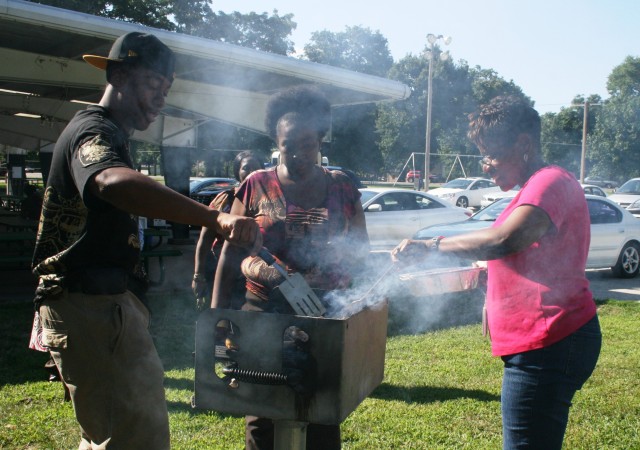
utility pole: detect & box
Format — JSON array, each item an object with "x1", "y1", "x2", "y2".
[
  {"x1": 580, "y1": 101, "x2": 588, "y2": 184},
  {"x1": 572, "y1": 99, "x2": 601, "y2": 183}
]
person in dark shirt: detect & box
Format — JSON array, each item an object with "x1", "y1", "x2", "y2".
[{"x1": 30, "y1": 32, "x2": 261, "y2": 449}]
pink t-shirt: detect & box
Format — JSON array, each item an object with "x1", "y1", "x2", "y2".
[{"x1": 487, "y1": 166, "x2": 597, "y2": 356}]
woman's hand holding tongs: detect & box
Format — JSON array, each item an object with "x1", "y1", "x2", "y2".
[{"x1": 391, "y1": 238, "x2": 432, "y2": 262}]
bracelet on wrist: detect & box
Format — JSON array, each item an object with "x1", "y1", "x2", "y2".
[{"x1": 193, "y1": 273, "x2": 206, "y2": 281}]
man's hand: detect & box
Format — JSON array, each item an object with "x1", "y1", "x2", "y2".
[{"x1": 214, "y1": 212, "x2": 262, "y2": 255}]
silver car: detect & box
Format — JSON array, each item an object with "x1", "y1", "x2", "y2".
[
  {"x1": 414, "y1": 195, "x2": 640, "y2": 278},
  {"x1": 360, "y1": 188, "x2": 472, "y2": 250}
]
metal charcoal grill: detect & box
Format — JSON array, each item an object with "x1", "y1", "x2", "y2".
[{"x1": 193, "y1": 301, "x2": 388, "y2": 448}]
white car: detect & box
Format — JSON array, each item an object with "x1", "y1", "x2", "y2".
[
  {"x1": 481, "y1": 185, "x2": 521, "y2": 208},
  {"x1": 608, "y1": 178, "x2": 640, "y2": 210},
  {"x1": 360, "y1": 188, "x2": 472, "y2": 250},
  {"x1": 428, "y1": 177, "x2": 501, "y2": 209},
  {"x1": 414, "y1": 195, "x2": 640, "y2": 278},
  {"x1": 481, "y1": 184, "x2": 605, "y2": 208}
]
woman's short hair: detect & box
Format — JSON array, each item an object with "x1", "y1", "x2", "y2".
[
  {"x1": 264, "y1": 85, "x2": 331, "y2": 141},
  {"x1": 468, "y1": 95, "x2": 541, "y2": 152}
]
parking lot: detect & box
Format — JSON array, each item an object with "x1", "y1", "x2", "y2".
[{"x1": 586, "y1": 268, "x2": 640, "y2": 301}]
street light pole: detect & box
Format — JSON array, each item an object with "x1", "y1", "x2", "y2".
[{"x1": 423, "y1": 34, "x2": 451, "y2": 192}]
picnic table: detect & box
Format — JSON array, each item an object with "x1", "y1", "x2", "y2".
[
  {"x1": 0, "y1": 230, "x2": 36, "y2": 267},
  {"x1": 0, "y1": 209, "x2": 19, "y2": 217},
  {"x1": 141, "y1": 228, "x2": 182, "y2": 286},
  {"x1": 0, "y1": 230, "x2": 36, "y2": 243},
  {"x1": 143, "y1": 227, "x2": 171, "y2": 251},
  {"x1": 0, "y1": 216, "x2": 39, "y2": 231}
]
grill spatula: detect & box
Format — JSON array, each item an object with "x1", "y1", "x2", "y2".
[{"x1": 258, "y1": 248, "x2": 326, "y2": 317}]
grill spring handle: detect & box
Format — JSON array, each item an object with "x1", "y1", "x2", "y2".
[{"x1": 222, "y1": 366, "x2": 289, "y2": 385}]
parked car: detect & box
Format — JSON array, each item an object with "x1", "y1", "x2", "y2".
[
  {"x1": 189, "y1": 177, "x2": 238, "y2": 205},
  {"x1": 584, "y1": 176, "x2": 619, "y2": 189},
  {"x1": 428, "y1": 177, "x2": 501, "y2": 209},
  {"x1": 406, "y1": 170, "x2": 421, "y2": 183},
  {"x1": 405, "y1": 170, "x2": 439, "y2": 183},
  {"x1": 360, "y1": 188, "x2": 472, "y2": 250},
  {"x1": 325, "y1": 165, "x2": 364, "y2": 188},
  {"x1": 481, "y1": 184, "x2": 605, "y2": 208},
  {"x1": 414, "y1": 195, "x2": 640, "y2": 278},
  {"x1": 581, "y1": 184, "x2": 607, "y2": 197},
  {"x1": 608, "y1": 178, "x2": 640, "y2": 210},
  {"x1": 481, "y1": 185, "x2": 521, "y2": 208}
]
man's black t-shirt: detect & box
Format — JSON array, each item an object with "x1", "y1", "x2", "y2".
[{"x1": 33, "y1": 105, "x2": 142, "y2": 301}]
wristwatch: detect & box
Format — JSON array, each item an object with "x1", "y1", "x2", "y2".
[{"x1": 431, "y1": 236, "x2": 445, "y2": 251}]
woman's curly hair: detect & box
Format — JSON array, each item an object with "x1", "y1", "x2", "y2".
[{"x1": 265, "y1": 85, "x2": 331, "y2": 141}]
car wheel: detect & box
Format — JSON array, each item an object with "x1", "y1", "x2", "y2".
[
  {"x1": 612, "y1": 242, "x2": 640, "y2": 278},
  {"x1": 456, "y1": 197, "x2": 469, "y2": 208},
  {"x1": 407, "y1": 177, "x2": 413, "y2": 182}
]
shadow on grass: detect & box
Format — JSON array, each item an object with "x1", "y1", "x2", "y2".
[
  {"x1": 0, "y1": 301, "x2": 51, "y2": 385},
  {"x1": 371, "y1": 382, "x2": 500, "y2": 404},
  {"x1": 164, "y1": 376, "x2": 194, "y2": 392},
  {"x1": 166, "y1": 398, "x2": 241, "y2": 419}
]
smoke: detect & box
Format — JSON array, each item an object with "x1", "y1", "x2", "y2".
[
  {"x1": 322, "y1": 250, "x2": 485, "y2": 335},
  {"x1": 148, "y1": 237, "x2": 485, "y2": 344}
]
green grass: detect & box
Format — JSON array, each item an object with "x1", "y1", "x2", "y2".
[{"x1": 1, "y1": 294, "x2": 638, "y2": 449}]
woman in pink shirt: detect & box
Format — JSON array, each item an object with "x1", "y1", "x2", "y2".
[{"x1": 393, "y1": 95, "x2": 601, "y2": 450}]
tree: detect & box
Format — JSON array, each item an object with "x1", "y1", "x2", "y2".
[
  {"x1": 587, "y1": 57, "x2": 640, "y2": 182},
  {"x1": 607, "y1": 56, "x2": 640, "y2": 97},
  {"x1": 304, "y1": 26, "x2": 393, "y2": 77},
  {"x1": 32, "y1": 0, "x2": 175, "y2": 29},
  {"x1": 540, "y1": 94, "x2": 602, "y2": 177},
  {"x1": 191, "y1": 9, "x2": 296, "y2": 55},
  {"x1": 30, "y1": 1, "x2": 297, "y2": 55},
  {"x1": 376, "y1": 52, "x2": 529, "y2": 180},
  {"x1": 589, "y1": 101, "x2": 640, "y2": 182}
]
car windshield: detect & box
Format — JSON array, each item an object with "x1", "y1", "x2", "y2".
[
  {"x1": 442, "y1": 179, "x2": 472, "y2": 189},
  {"x1": 617, "y1": 180, "x2": 640, "y2": 194},
  {"x1": 190, "y1": 178, "x2": 237, "y2": 193},
  {"x1": 189, "y1": 180, "x2": 203, "y2": 189},
  {"x1": 359, "y1": 190, "x2": 378, "y2": 205},
  {"x1": 471, "y1": 197, "x2": 513, "y2": 221}
]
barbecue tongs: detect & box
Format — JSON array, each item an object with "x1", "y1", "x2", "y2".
[{"x1": 258, "y1": 248, "x2": 326, "y2": 317}]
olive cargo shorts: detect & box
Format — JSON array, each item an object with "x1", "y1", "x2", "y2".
[{"x1": 39, "y1": 290, "x2": 170, "y2": 449}]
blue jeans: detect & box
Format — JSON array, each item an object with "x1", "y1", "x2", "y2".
[{"x1": 500, "y1": 315, "x2": 601, "y2": 450}]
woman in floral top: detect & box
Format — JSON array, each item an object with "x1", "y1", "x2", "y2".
[{"x1": 212, "y1": 85, "x2": 369, "y2": 450}]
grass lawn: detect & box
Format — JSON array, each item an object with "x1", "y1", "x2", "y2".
[{"x1": 1, "y1": 292, "x2": 638, "y2": 449}]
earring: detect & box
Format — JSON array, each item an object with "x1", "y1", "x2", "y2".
[{"x1": 523, "y1": 154, "x2": 529, "y2": 163}]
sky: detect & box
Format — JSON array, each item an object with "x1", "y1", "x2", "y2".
[{"x1": 212, "y1": 0, "x2": 640, "y2": 114}]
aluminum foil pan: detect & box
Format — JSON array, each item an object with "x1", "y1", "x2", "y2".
[{"x1": 398, "y1": 266, "x2": 485, "y2": 297}]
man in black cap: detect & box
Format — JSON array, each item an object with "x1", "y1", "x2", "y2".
[{"x1": 30, "y1": 32, "x2": 262, "y2": 449}]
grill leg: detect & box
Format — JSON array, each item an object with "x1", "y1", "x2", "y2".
[{"x1": 273, "y1": 420, "x2": 308, "y2": 450}]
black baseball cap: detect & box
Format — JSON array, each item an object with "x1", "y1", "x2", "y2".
[{"x1": 83, "y1": 32, "x2": 175, "y2": 81}]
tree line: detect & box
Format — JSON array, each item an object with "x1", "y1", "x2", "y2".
[{"x1": 28, "y1": 0, "x2": 640, "y2": 183}]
